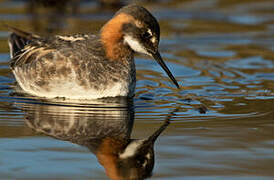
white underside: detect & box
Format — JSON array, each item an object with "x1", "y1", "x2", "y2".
[
  {"x1": 13, "y1": 69, "x2": 131, "y2": 99},
  {"x1": 18, "y1": 81, "x2": 130, "y2": 99},
  {"x1": 28, "y1": 83, "x2": 129, "y2": 99}
]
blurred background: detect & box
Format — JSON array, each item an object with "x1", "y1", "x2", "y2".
[{"x1": 0, "y1": 0, "x2": 274, "y2": 180}]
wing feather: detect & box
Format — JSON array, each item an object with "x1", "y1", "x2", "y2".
[{"x1": 8, "y1": 27, "x2": 95, "y2": 69}]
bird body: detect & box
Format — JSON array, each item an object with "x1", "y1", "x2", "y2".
[
  {"x1": 8, "y1": 4, "x2": 179, "y2": 99},
  {"x1": 10, "y1": 34, "x2": 136, "y2": 99}
]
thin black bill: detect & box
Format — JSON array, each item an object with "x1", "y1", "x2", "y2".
[
  {"x1": 147, "y1": 120, "x2": 170, "y2": 145},
  {"x1": 152, "y1": 51, "x2": 180, "y2": 89}
]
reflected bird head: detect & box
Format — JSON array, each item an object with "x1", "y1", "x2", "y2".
[{"x1": 115, "y1": 120, "x2": 170, "y2": 179}]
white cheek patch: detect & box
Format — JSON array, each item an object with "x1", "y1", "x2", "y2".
[
  {"x1": 119, "y1": 140, "x2": 144, "y2": 159},
  {"x1": 124, "y1": 35, "x2": 149, "y2": 55}
]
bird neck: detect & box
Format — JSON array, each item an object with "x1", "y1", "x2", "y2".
[
  {"x1": 100, "y1": 13, "x2": 134, "y2": 61},
  {"x1": 96, "y1": 137, "x2": 126, "y2": 180}
]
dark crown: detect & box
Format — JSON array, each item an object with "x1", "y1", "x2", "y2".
[{"x1": 116, "y1": 4, "x2": 160, "y2": 39}]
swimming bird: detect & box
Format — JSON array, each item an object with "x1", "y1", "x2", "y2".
[{"x1": 8, "y1": 4, "x2": 180, "y2": 99}]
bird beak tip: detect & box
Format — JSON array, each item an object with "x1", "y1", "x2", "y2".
[{"x1": 152, "y1": 51, "x2": 180, "y2": 89}]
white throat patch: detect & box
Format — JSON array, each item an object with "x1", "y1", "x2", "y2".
[
  {"x1": 119, "y1": 140, "x2": 144, "y2": 159},
  {"x1": 124, "y1": 35, "x2": 149, "y2": 55}
]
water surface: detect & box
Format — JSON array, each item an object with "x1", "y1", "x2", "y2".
[{"x1": 0, "y1": 0, "x2": 274, "y2": 179}]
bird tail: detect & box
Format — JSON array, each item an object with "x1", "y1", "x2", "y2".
[{"x1": 6, "y1": 25, "x2": 40, "y2": 58}]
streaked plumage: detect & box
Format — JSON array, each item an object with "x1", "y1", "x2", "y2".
[{"x1": 8, "y1": 4, "x2": 179, "y2": 99}]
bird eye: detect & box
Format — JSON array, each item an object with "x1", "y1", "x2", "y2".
[
  {"x1": 142, "y1": 30, "x2": 152, "y2": 39},
  {"x1": 136, "y1": 157, "x2": 148, "y2": 168}
]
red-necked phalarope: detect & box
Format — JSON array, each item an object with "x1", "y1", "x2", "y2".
[{"x1": 8, "y1": 4, "x2": 180, "y2": 99}]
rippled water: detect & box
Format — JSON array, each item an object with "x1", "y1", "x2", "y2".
[{"x1": 0, "y1": 0, "x2": 274, "y2": 180}]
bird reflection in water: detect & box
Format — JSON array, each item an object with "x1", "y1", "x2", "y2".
[{"x1": 19, "y1": 97, "x2": 173, "y2": 180}]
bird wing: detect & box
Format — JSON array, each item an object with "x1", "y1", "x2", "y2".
[
  {"x1": 7, "y1": 26, "x2": 98, "y2": 69},
  {"x1": 7, "y1": 26, "x2": 41, "y2": 59}
]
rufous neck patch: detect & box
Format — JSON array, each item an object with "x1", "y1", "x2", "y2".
[
  {"x1": 96, "y1": 138, "x2": 125, "y2": 180},
  {"x1": 101, "y1": 13, "x2": 134, "y2": 61}
]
